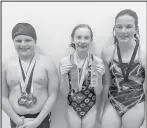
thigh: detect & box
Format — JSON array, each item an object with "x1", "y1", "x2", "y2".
[
  {"x1": 82, "y1": 105, "x2": 98, "y2": 128},
  {"x1": 122, "y1": 102, "x2": 145, "y2": 128},
  {"x1": 101, "y1": 102, "x2": 121, "y2": 128},
  {"x1": 67, "y1": 107, "x2": 81, "y2": 128}
]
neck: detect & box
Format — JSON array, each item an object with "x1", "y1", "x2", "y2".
[
  {"x1": 19, "y1": 53, "x2": 35, "y2": 62},
  {"x1": 118, "y1": 39, "x2": 136, "y2": 52},
  {"x1": 75, "y1": 50, "x2": 88, "y2": 60}
]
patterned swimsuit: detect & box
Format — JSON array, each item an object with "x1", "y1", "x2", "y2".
[
  {"x1": 67, "y1": 54, "x2": 96, "y2": 119},
  {"x1": 108, "y1": 43, "x2": 145, "y2": 117}
]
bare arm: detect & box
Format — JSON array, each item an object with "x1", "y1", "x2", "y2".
[
  {"x1": 99, "y1": 49, "x2": 111, "y2": 121},
  {"x1": 34, "y1": 58, "x2": 59, "y2": 126},
  {"x1": 2, "y1": 63, "x2": 23, "y2": 126},
  {"x1": 59, "y1": 57, "x2": 70, "y2": 97}
]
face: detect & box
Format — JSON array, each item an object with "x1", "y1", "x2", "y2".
[
  {"x1": 72, "y1": 27, "x2": 92, "y2": 52},
  {"x1": 115, "y1": 15, "x2": 136, "y2": 43},
  {"x1": 13, "y1": 35, "x2": 36, "y2": 59}
]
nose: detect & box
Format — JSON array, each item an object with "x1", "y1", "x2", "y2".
[
  {"x1": 21, "y1": 41, "x2": 27, "y2": 47},
  {"x1": 122, "y1": 27, "x2": 127, "y2": 33},
  {"x1": 80, "y1": 38, "x2": 85, "y2": 44}
]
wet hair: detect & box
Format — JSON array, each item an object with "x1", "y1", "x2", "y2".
[
  {"x1": 113, "y1": 9, "x2": 140, "y2": 44},
  {"x1": 69, "y1": 24, "x2": 93, "y2": 50},
  {"x1": 12, "y1": 23, "x2": 37, "y2": 42}
]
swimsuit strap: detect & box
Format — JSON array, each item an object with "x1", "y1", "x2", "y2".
[
  {"x1": 91, "y1": 54, "x2": 94, "y2": 61},
  {"x1": 69, "y1": 54, "x2": 74, "y2": 90}
]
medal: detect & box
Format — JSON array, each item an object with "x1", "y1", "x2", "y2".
[
  {"x1": 121, "y1": 83, "x2": 130, "y2": 91},
  {"x1": 71, "y1": 90, "x2": 85, "y2": 103},
  {"x1": 17, "y1": 54, "x2": 37, "y2": 108},
  {"x1": 117, "y1": 41, "x2": 139, "y2": 87},
  {"x1": 18, "y1": 93, "x2": 37, "y2": 108}
]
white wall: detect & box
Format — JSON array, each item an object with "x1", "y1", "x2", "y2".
[{"x1": 2, "y1": 2, "x2": 146, "y2": 128}]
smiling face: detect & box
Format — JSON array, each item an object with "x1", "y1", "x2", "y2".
[
  {"x1": 13, "y1": 35, "x2": 36, "y2": 59},
  {"x1": 72, "y1": 27, "x2": 92, "y2": 52},
  {"x1": 115, "y1": 15, "x2": 136, "y2": 43}
]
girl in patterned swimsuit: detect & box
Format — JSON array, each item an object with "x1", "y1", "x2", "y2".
[
  {"x1": 59, "y1": 24, "x2": 105, "y2": 128},
  {"x1": 101, "y1": 9, "x2": 146, "y2": 128}
]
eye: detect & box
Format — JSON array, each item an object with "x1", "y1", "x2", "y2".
[
  {"x1": 15, "y1": 39, "x2": 22, "y2": 43},
  {"x1": 76, "y1": 36, "x2": 81, "y2": 40},
  {"x1": 126, "y1": 24, "x2": 133, "y2": 29},
  {"x1": 84, "y1": 36, "x2": 90, "y2": 40},
  {"x1": 116, "y1": 25, "x2": 122, "y2": 29},
  {"x1": 25, "y1": 39, "x2": 32, "y2": 42}
]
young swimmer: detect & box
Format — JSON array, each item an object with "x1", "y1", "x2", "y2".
[
  {"x1": 2, "y1": 23, "x2": 59, "y2": 128},
  {"x1": 101, "y1": 9, "x2": 146, "y2": 128},
  {"x1": 59, "y1": 24, "x2": 105, "y2": 128}
]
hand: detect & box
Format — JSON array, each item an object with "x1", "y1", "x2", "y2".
[
  {"x1": 93, "y1": 63, "x2": 105, "y2": 76},
  {"x1": 15, "y1": 117, "x2": 24, "y2": 127},
  {"x1": 60, "y1": 64, "x2": 73, "y2": 75},
  {"x1": 18, "y1": 120, "x2": 39, "y2": 128},
  {"x1": 24, "y1": 118, "x2": 35, "y2": 123}
]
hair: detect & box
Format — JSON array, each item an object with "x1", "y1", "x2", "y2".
[
  {"x1": 69, "y1": 24, "x2": 93, "y2": 50},
  {"x1": 113, "y1": 9, "x2": 140, "y2": 44}
]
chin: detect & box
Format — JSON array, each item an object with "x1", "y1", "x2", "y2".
[
  {"x1": 19, "y1": 52, "x2": 31, "y2": 58},
  {"x1": 118, "y1": 39, "x2": 130, "y2": 44},
  {"x1": 79, "y1": 48, "x2": 88, "y2": 52}
]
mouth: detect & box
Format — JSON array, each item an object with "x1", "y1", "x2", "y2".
[
  {"x1": 20, "y1": 48, "x2": 29, "y2": 52},
  {"x1": 119, "y1": 35, "x2": 129, "y2": 40},
  {"x1": 78, "y1": 45, "x2": 87, "y2": 49}
]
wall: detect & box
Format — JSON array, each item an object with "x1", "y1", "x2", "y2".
[{"x1": 2, "y1": 2, "x2": 146, "y2": 128}]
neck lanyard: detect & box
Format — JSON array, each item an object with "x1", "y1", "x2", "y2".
[
  {"x1": 70, "y1": 52, "x2": 90, "y2": 91},
  {"x1": 117, "y1": 41, "x2": 139, "y2": 82},
  {"x1": 18, "y1": 54, "x2": 36, "y2": 94}
]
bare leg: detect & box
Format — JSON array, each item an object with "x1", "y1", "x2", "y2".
[
  {"x1": 67, "y1": 106, "x2": 81, "y2": 128},
  {"x1": 122, "y1": 102, "x2": 144, "y2": 128},
  {"x1": 101, "y1": 102, "x2": 121, "y2": 128},
  {"x1": 82, "y1": 105, "x2": 99, "y2": 128}
]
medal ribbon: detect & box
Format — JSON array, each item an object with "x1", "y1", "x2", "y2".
[
  {"x1": 117, "y1": 41, "x2": 139, "y2": 82},
  {"x1": 18, "y1": 54, "x2": 36, "y2": 94},
  {"x1": 70, "y1": 52, "x2": 90, "y2": 91}
]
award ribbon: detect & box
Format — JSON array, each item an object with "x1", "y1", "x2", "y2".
[
  {"x1": 70, "y1": 52, "x2": 90, "y2": 91},
  {"x1": 17, "y1": 54, "x2": 37, "y2": 108},
  {"x1": 117, "y1": 41, "x2": 139, "y2": 90}
]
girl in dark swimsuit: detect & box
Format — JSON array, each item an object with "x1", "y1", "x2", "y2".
[
  {"x1": 101, "y1": 9, "x2": 146, "y2": 128},
  {"x1": 59, "y1": 24, "x2": 105, "y2": 128}
]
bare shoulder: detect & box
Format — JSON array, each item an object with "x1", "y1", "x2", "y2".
[
  {"x1": 59, "y1": 55, "x2": 70, "y2": 66},
  {"x1": 139, "y1": 43, "x2": 146, "y2": 68},
  {"x1": 3, "y1": 56, "x2": 18, "y2": 71},
  {"x1": 38, "y1": 54, "x2": 56, "y2": 70},
  {"x1": 101, "y1": 44, "x2": 116, "y2": 64}
]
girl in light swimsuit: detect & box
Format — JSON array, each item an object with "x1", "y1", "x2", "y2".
[
  {"x1": 101, "y1": 9, "x2": 146, "y2": 128},
  {"x1": 59, "y1": 24, "x2": 105, "y2": 128}
]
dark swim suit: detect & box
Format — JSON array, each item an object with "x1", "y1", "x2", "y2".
[
  {"x1": 108, "y1": 42, "x2": 145, "y2": 117},
  {"x1": 67, "y1": 54, "x2": 96, "y2": 119},
  {"x1": 10, "y1": 113, "x2": 51, "y2": 128}
]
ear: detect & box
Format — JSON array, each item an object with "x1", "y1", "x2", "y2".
[
  {"x1": 113, "y1": 26, "x2": 116, "y2": 37},
  {"x1": 90, "y1": 39, "x2": 93, "y2": 43},
  {"x1": 135, "y1": 29, "x2": 139, "y2": 34}
]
